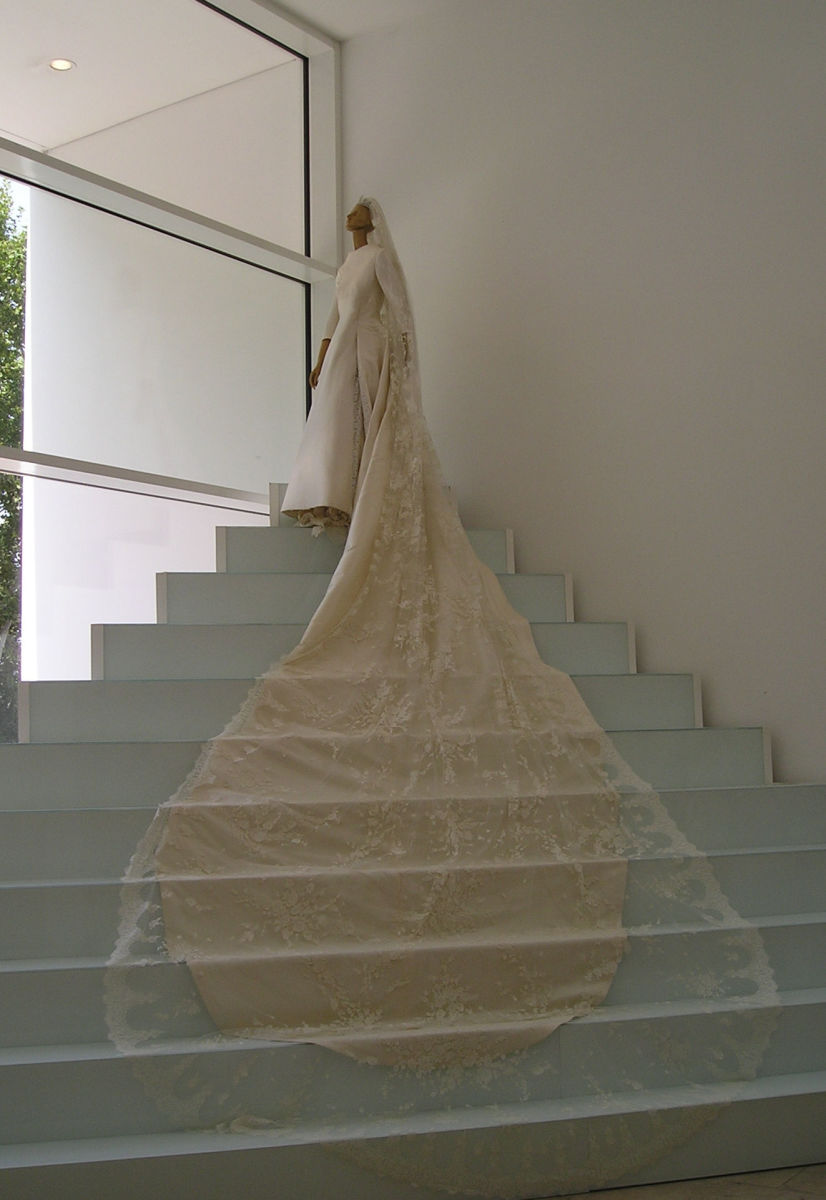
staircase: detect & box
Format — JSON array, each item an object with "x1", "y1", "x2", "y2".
[{"x1": 1, "y1": 495, "x2": 825, "y2": 1199}]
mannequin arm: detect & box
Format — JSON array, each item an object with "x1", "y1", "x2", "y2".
[{"x1": 309, "y1": 338, "x2": 331, "y2": 389}]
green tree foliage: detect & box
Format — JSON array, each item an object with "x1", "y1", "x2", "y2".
[{"x1": 0, "y1": 179, "x2": 26, "y2": 741}]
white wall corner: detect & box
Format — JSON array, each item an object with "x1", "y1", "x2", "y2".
[
  {"x1": 215, "y1": 527, "x2": 228, "y2": 573},
  {"x1": 504, "y1": 529, "x2": 515, "y2": 575},
  {"x1": 270, "y1": 482, "x2": 291, "y2": 525},
  {"x1": 691, "y1": 674, "x2": 704, "y2": 729},
  {"x1": 762, "y1": 728, "x2": 774, "y2": 785},
  {"x1": 156, "y1": 575, "x2": 169, "y2": 624},
  {"x1": 16, "y1": 681, "x2": 31, "y2": 744},
  {"x1": 564, "y1": 575, "x2": 574, "y2": 623},
  {"x1": 626, "y1": 623, "x2": 638, "y2": 674},
  {"x1": 90, "y1": 626, "x2": 104, "y2": 680}
]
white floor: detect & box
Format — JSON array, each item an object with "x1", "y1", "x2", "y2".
[{"x1": 559, "y1": 1165, "x2": 826, "y2": 1200}]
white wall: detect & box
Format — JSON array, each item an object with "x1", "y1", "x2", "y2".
[
  {"x1": 52, "y1": 61, "x2": 306, "y2": 252},
  {"x1": 342, "y1": 0, "x2": 826, "y2": 782}
]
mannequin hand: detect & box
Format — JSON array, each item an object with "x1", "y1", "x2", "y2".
[{"x1": 309, "y1": 365, "x2": 322, "y2": 388}]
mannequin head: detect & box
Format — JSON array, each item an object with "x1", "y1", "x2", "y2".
[{"x1": 345, "y1": 203, "x2": 374, "y2": 234}]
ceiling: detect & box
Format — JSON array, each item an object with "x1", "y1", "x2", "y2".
[
  {"x1": 0, "y1": 0, "x2": 437, "y2": 154},
  {"x1": 0, "y1": 0, "x2": 294, "y2": 152}
]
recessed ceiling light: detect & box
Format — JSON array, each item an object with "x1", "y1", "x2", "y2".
[{"x1": 49, "y1": 58, "x2": 76, "y2": 72}]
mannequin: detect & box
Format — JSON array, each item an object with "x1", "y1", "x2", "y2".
[{"x1": 280, "y1": 200, "x2": 412, "y2": 529}]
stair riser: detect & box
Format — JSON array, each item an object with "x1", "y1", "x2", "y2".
[
  {"x1": 1, "y1": 999, "x2": 820, "y2": 1145},
  {"x1": 3, "y1": 787, "x2": 824, "y2": 881},
  {"x1": 19, "y1": 674, "x2": 698, "y2": 744},
  {"x1": 91, "y1": 620, "x2": 633, "y2": 681},
  {"x1": 1, "y1": 860, "x2": 822, "y2": 960},
  {"x1": 156, "y1": 572, "x2": 570, "y2": 626},
  {"x1": 3, "y1": 1089, "x2": 826, "y2": 1200},
  {"x1": 612, "y1": 728, "x2": 769, "y2": 789},
  {"x1": 0, "y1": 743, "x2": 203, "y2": 812},
  {"x1": 0, "y1": 729, "x2": 770, "y2": 814},
  {"x1": 6, "y1": 923, "x2": 822, "y2": 1049},
  {"x1": 624, "y1": 848, "x2": 826, "y2": 923},
  {"x1": 0, "y1": 810, "x2": 155, "y2": 881},
  {"x1": 0, "y1": 962, "x2": 205, "y2": 1048},
  {"x1": 659, "y1": 786, "x2": 826, "y2": 852},
  {"x1": 217, "y1": 527, "x2": 514, "y2": 576}
]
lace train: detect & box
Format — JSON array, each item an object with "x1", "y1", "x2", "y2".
[{"x1": 105, "y1": 311, "x2": 777, "y2": 1193}]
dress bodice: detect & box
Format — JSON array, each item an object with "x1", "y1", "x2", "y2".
[{"x1": 335, "y1": 245, "x2": 384, "y2": 328}]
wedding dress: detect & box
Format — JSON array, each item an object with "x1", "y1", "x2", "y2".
[
  {"x1": 106, "y1": 200, "x2": 777, "y2": 1194},
  {"x1": 280, "y1": 240, "x2": 411, "y2": 528}
]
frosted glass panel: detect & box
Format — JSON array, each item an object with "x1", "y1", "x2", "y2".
[
  {"x1": 24, "y1": 189, "x2": 306, "y2": 493},
  {"x1": 21, "y1": 478, "x2": 268, "y2": 681}
]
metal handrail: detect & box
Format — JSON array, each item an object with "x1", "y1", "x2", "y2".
[{"x1": 0, "y1": 447, "x2": 269, "y2": 514}]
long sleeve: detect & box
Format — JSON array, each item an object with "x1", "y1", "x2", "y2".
[{"x1": 322, "y1": 295, "x2": 340, "y2": 341}]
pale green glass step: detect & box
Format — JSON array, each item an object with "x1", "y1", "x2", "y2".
[
  {"x1": 217, "y1": 526, "x2": 515, "y2": 575},
  {"x1": 2, "y1": 785, "x2": 823, "y2": 882},
  {"x1": 0, "y1": 991, "x2": 821, "y2": 1145},
  {"x1": 1, "y1": 1075, "x2": 825, "y2": 1200},
  {"x1": 0, "y1": 809, "x2": 154, "y2": 880},
  {"x1": 18, "y1": 674, "x2": 699, "y2": 743},
  {"x1": 91, "y1": 619, "x2": 632, "y2": 681},
  {"x1": 156, "y1": 571, "x2": 572, "y2": 625},
  {"x1": 0, "y1": 728, "x2": 770, "y2": 812},
  {"x1": 3, "y1": 914, "x2": 824, "y2": 1049},
  {"x1": 611, "y1": 728, "x2": 770, "y2": 789},
  {"x1": 2, "y1": 854, "x2": 824, "y2": 959},
  {"x1": 0, "y1": 742, "x2": 201, "y2": 811},
  {"x1": 659, "y1": 784, "x2": 826, "y2": 852}
]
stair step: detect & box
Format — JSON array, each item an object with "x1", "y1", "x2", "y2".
[
  {"x1": 216, "y1": 526, "x2": 515, "y2": 575},
  {"x1": 1, "y1": 1070, "x2": 825, "y2": 1200},
  {"x1": 91, "y1": 619, "x2": 634, "y2": 681},
  {"x1": 0, "y1": 742, "x2": 202, "y2": 811},
  {"x1": 18, "y1": 673, "x2": 699, "y2": 744},
  {"x1": 3, "y1": 913, "x2": 823, "y2": 1047},
  {"x1": 659, "y1": 784, "x2": 826, "y2": 851},
  {"x1": 4, "y1": 494, "x2": 821, "y2": 1198},
  {"x1": 0, "y1": 990, "x2": 821, "y2": 1144},
  {"x1": 0, "y1": 727, "x2": 770, "y2": 813},
  {"x1": 0, "y1": 809, "x2": 154, "y2": 880},
  {"x1": 1, "y1": 849, "x2": 823, "y2": 954},
  {"x1": 156, "y1": 571, "x2": 572, "y2": 625},
  {"x1": 2, "y1": 785, "x2": 822, "y2": 881},
  {"x1": 612, "y1": 727, "x2": 770, "y2": 789}
]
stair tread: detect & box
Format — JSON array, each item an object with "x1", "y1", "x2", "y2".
[
  {"x1": 3, "y1": 842, "x2": 826, "y2": 890},
  {"x1": 3, "y1": 986, "x2": 824, "y2": 1068},
  {"x1": 4, "y1": 910, "x2": 825, "y2": 976},
  {"x1": 3, "y1": 1069, "x2": 826, "y2": 1169},
  {"x1": 32, "y1": 670, "x2": 660, "y2": 682},
  {"x1": 5, "y1": 779, "x2": 821, "y2": 819},
  {"x1": 3, "y1": 912, "x2": 824, "y2": 968}
]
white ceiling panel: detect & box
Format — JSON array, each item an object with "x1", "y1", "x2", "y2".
[{"x1": 0, "y1": 0, "x2": 294, "y2": 151}]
